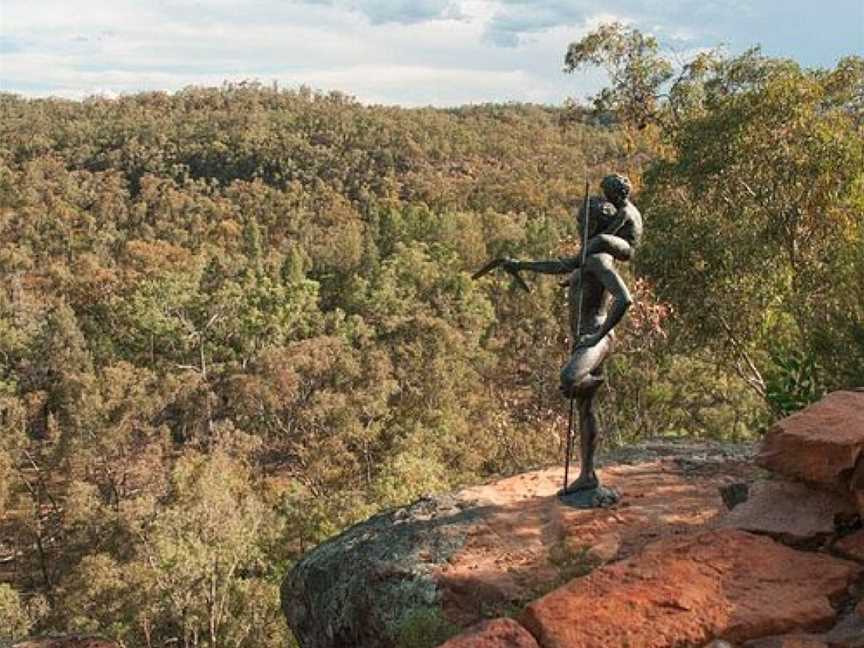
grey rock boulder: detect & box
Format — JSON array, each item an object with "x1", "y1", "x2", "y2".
[{"x1": 281, "y1": 494, "x2": 478, "y2": 648}]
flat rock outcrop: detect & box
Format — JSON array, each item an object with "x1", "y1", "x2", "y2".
[
  {"x1": 281, "y1": 441, "x2": 756, "y2": 647},
  {"x1": 519, "y1": 528, "x2": 860, "y2": 647},
  {"x1": 282, "y1": 392, "x2": 864, "y2": 648}
]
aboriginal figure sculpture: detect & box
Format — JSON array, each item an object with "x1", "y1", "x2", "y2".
[{"x1": 474, "y1": 174, "x2": 641, "y2": 498}]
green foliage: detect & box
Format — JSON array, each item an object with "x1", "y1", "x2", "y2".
[
  {"x1": 765, "y1": 348, "x2": 825, "y2": 416},
  {"x1": 565, "y1": 27, "x2": 863, "y2": 401},
  {"x1": 606, "y1": 353, "x2": 768, "y2": 442},
  {"x1": 0, "y1": 583, "x2": 33, "y2": 641},
  {"x1": 393, "y1": 606, "x2": 458, "y2": 648},
  {"x1": 638, "y1": 52, "x2": 864, "y2": 399},
  {"x1": 56, "y1": 448, "x2": 291, "y2": 648},
  {"x1": 565, "y1": 22, "x2": 673, "y2": 130}
]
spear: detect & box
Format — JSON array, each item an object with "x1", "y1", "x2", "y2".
[{"x1": 563, "y1": 176, "x2": 591, "y2": 494}]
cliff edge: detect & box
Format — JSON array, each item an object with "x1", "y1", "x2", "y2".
[{"x1": 282, "y1": 391, "x2": 864, "y2": 648}]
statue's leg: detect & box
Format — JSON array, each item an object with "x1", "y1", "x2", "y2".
[
  {"x1": 571, "y1": 383, "x2": 601, "y2": 491},
  {"x1": 559, "y1": 335, "x2": 612, "y2": 398},
  {"x1": 560, "y1": 338, "x2": 612, "y2": 494}
]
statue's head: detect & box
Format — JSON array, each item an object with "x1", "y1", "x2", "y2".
[
  {"x1": 601, "y1": 174, "x2": 631, "y2": 206},
  {"x1": 578, "y1": 196, "x2": 617, "y2": 239}
]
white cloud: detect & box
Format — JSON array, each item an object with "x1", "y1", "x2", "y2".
[
  {"x1": 0, "y1": 0, "x2": 859, "y2": 106},
  {"x1": 0, "y1": 0, "x2": 597, "y2": 105},
  {"x1": 297, "y1": 0, "x2": 464, "y2": 25}
]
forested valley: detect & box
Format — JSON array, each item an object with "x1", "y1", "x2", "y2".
[{"x1": 1, "y1": 25, "x2": 862, "y2": 647}]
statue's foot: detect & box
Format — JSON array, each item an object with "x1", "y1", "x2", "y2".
[
  {"x1": 557, "y1": 473, "x2": 599, "y2": 496},
  {"x1": 558, "y1": 481, "x2": 620, "y2": 509}
]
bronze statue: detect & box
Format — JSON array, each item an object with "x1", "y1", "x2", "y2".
[{"x1": 475, "y1": 174, "x2": 641, "y2": 501}]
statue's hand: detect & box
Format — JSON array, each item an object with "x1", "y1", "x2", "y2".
[
  {"x1": 501, "y1": 258, "x2": 521, "y2": 273},
  {"x1": 575, "y1": 332, "x2": 603, "y2": 349}
]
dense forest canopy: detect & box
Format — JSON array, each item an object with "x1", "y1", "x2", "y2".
[{"x1": 0, "y1": 24, "x2": 862, "y2": 647}]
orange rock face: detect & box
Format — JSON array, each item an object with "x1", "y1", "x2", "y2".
[
  {"x1": 756, "y1": 390, "x2": 864, "y2": 491},
  {"x1": 437, "y1": 619, "x2": 539, "y2": 648},
  {"x1": 520, "y1": 529, "x2": 860, "y2": 648},
  {"x1": 284, "y1": 441, "x2": 759, "y2": 648},
  {"x1": 435, "y1": 448, "x2": 757, "y2": 627}
]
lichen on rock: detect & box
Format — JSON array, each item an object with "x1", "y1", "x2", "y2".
[{"x1": 281, "y1": 494, "x2": 478, "y2": 648}]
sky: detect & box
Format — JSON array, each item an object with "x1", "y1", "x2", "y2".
[{"x1": 0, "y1": 0, "x2": 862, "y2": 107}]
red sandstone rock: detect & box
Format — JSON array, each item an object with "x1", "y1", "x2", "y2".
[
  {"x1": 520, "y1": 529, "x2": 860, "y2": 648},
  {"x1": 835, "y1": 529, "x2": 864, "y2": 561},
  {"x1": 436, "y1": 452, "x2": 758, "y2": 626},
  {"x1": 437, "y1": 619, "x2": 539, "y2": 648},
  {"x1": 756, "y1": 391, "x2": 864, "y2": 491},
  {"x1": 720, "y1": 479, "x2": 855, "y2": 544},
  {"x1": 583, "y1": 531, "x2": 621, "y2": 563},
  {"x1": 284, "y1": 441, "x2": 760, "y2": 647}
]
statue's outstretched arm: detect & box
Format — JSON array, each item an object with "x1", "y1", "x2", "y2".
[
  {"x1": 508, "y1": 257, "x2": 579, "y2": 275},
  {"x1": 509, "y1": 232, "x2": 633, "y2": 279}
]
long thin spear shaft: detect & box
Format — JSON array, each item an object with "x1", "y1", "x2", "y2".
[
  {"x1": 575, "y1": 177, "x2": 591, "y2": 344},
  {"x1": 564, "y1": 177, "x2": 591, "y2": 493},
  {"x1": 563, "y1": 397, "x2": 576, "y2": 489}
]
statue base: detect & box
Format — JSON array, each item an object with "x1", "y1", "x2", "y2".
[{"x1": 558, "y1": 485, "x2": 620, "y2": 509}]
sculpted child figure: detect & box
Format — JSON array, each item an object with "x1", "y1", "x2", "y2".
[{"x1": 503, "y1": 174, "x2": 642, "y2": 494}]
